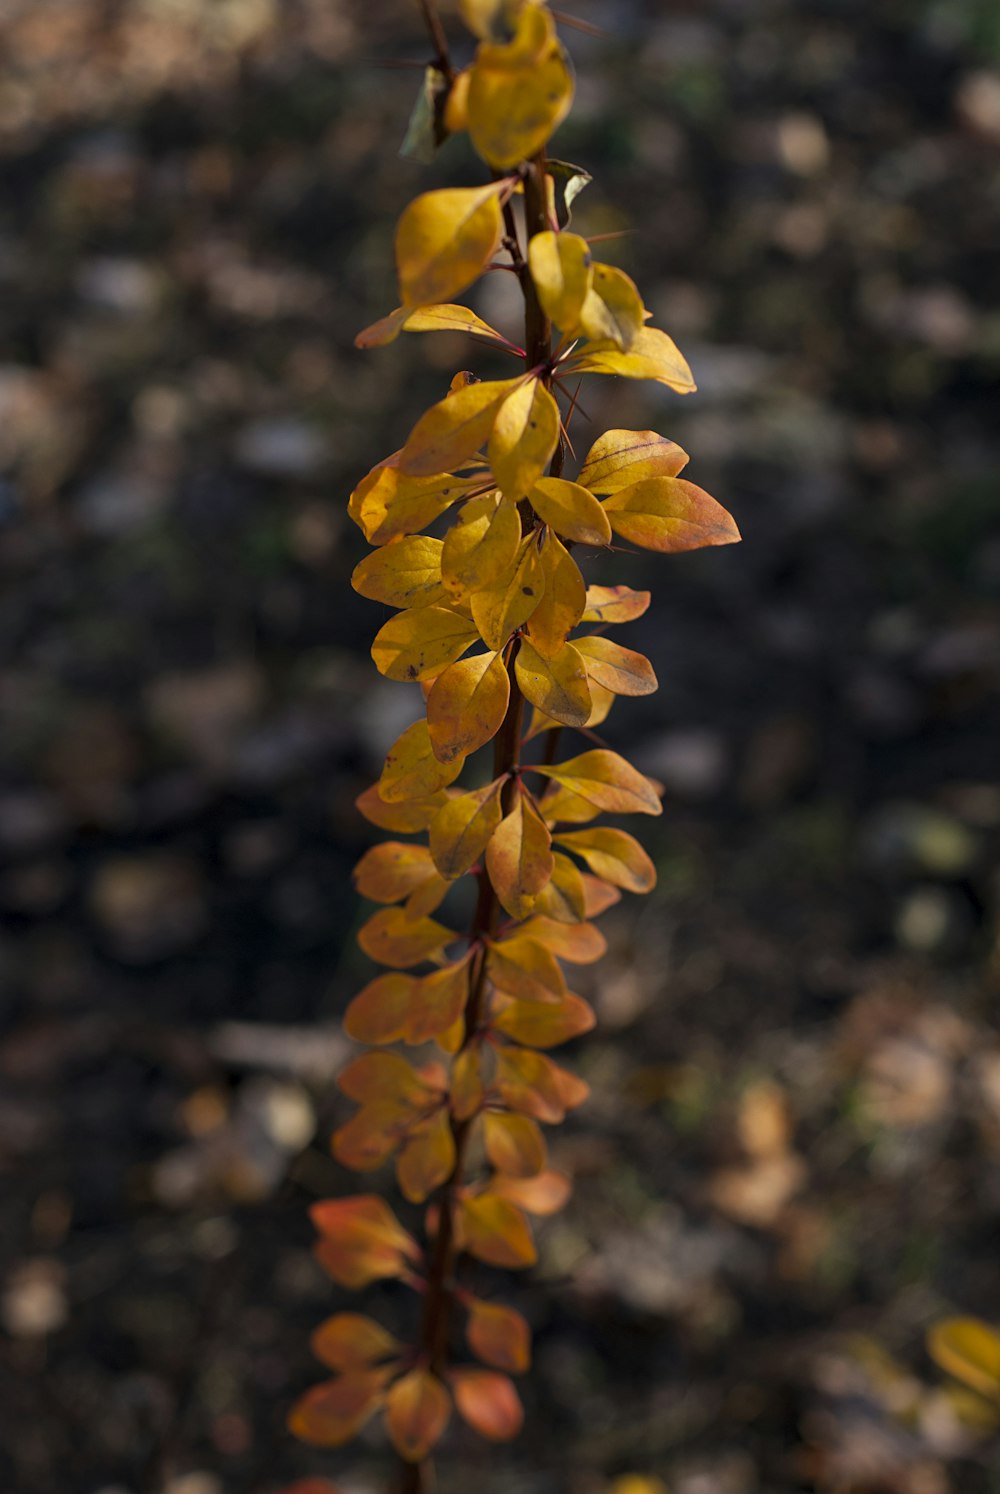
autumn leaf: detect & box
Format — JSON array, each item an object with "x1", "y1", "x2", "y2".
[
  {"x1": 397, "y1": 1108, "x2": 457, "y2": 1203},
  {"x1": 357, "y1": 302, "x2": 512, "y2": 349},
  {"x1": 408, "y1": 957, "x2": 471, "y2": 1043},
  {"x1": 338, "y1": 1051, "x2": 438, "y2": 1108},
  {"x1": 441, "y1": 493, "x2": 521, "y2": 598},
  {"x1": 485, "y1": 789, "x2": 554, "y2": 918},
  {"x1": 466, "y1": 7, "x2": 574, "y2": 170},
  {"x1": 459, "y1": 1193, "x2": 537, "y2": 1268},
  {"x1": 353, "y1": 842, "x2": 438, "y2": 904},
  {"x1": 379, "y1": 719, "x2": 466, "y2": 803},
  {"x1": 487, "y1": 933, "x2": 567, "y2": 1001},
  {"x1": 471, "y1": 532, "x2": 546, "y2": 651},
  {"x1": 488, "y1": 378, "x2": 561, "y2": 499},
  {"x1": 351, "y1": 536, "x2": 446, "y2": 609},
  {"x1": 575, "y1": 635, "x2": 658, "y2": 696},
  {"x1": 311, "y1": 1314, "x2": 401, "y2": 1372},
  {"x1": 578, "y1": 262, "x2": 646, "y2": 350},
  {"x1": 529, "y1": 476, "x2": 612, "y2": 547},
  {"x1": 495, "y1": 1046, "x2": 585, "y2": 1123},
  {"x1": 483, "y1": 1110, "x2": 547, "y2": 1177},
  {"x1": 492, "y1": 991, "x2": 596, "y2": 1048},
  {"x1": 357, "y1": 907, "x2": 455, "y2": 969},
  {"x1": 489, "y1": 1169, "x2": 573, "y2": 1215},
  {"x1": 427, "y1": 649, "x2": 510, "y2": 763},
  {"x1": 531, "y1": 850, "x2": 587, "y2": 922},
  {"x1": 288, "y1": 1371, "x2": 388, "y2": 1447},
  {"x1": 602, "y1": 475, "x2": 740, "y2": 552},
  {"x1": 527, "y1": 230, "x2": 593, "y2": 329},
  {"x1": 451, "y1": 1367, "x2": 524, "y2": 1440},
  {"x1": 310, "y1": 1195, "x2": 421, "y2": 1290},
  {"x1": 332, "y1": 1101, "x2": 411, "y2": 1172},
  {"x1": 451, "y1": 1044, "x2": 486, "y2": 1121},
  {"x1": 516, "y1": 915, "x2": 608, "y2": 963},
  {"x1": 396, "y1": 184, "x2": 506, "y2": 307},
  {"x1": 928, "y1": 1318, "x2": 1000, "y2": 1401},
  {"x1": 371, "y1": 604, "x2": 478, "y2": 683},
  {"x1": 385, "y1": 1367, "x2": 452, "y2": 1462},
  {"x1": 344, "y1": 973, "x2": 419, "y2": 1046},
  {"x1": 514, "y1": 637, "x2": 591, "y2": 728},
  {"x1": 555, "y1": 827, "x2": 657, "y2": 894},
  {"x1": 400, "y1": 378, "x2": 522, "y2": 478},
  {"x1": 350, "y1": 456, "x2": 484, "y2": 544},
  {"x1": 534, "y1": 748, "x2": 662, "y2": 816},
  {"x1": 355, "y1": 782, "x2": 448, "y2": 834},
  {"x1": 522, "y1": 531, "x2": 586, "y2": 658},
  {"x1": 568, "y1": 326, "x2": 696, "y2": 392},
  {"x1": 429, "y1": 779, "x2": 505, "y2": 880},
  {"x1": 466, "y1": 1298, "x2": 531, "y2": 1373},
  {"x1": 581, "y1": 584, "x2": 651, "y2": 623},
  {"x1": 581, "y1": 872, "x2": 622, "y2": 917}
]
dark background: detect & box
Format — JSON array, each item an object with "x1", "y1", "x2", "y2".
[{"x1": 2, "y1": 3, "x2": 999, "y2": 1492}]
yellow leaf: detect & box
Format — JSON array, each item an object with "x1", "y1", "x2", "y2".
[
  {"x1": 523, "y1": 531, "x2": 586, "y2": 657},
  {"x1": 357, "y1": 907, "x2": 455, "y2": 969},
  {"x1": 536, "y1": 748, "x2": 663, "y2": 815},
  {"x1": 495, "y1": 1046, "x2": 580, "y2": 1122},
  {"x1": 458, "y1": 0, "x2": 519, "y2": 43},
  {"x1": 569, "y1": 325, "x2": 696, "y2": 392},
  {"x1": 354, "y1": 307, "x2": 410, "y2": 349},
  {"x1": 401, "y1": 302, "x2": 510, "y2": 344},
  {"x1": 578, "y1": 262, "x2": 646, "y2": 350},
  {"x1": 288, "y1": 1371, "x2": 388, "y2": 1448},
  {"x1": 310, "y1": 1314, "x2": 401, "y2": 1372},
  {"x1": 379, "y1": 719, "x2": 466, "y2": 803},
  {"x1": 578, "y1": 427, "x2": 690, "y2": 494},
  {"x1": 385, "y1": 1367, "x2": 452, "y2": 1462},
  {"x1": 352, "y1": 535, "x2": 446, "y2": 609},
  {"x1": 350, "y1": 455, "x2": 485, "y2": 544},
  {"x1": 451, "y1": 1045, "x2": 487, "y2": 1121},
  {"x1": 450, "y1": 1366, "x2": 524, "y2": 1441},
  {"x1": 602, "y1": 476, "x2": 741, "y2": 552},
  {"x1": 371, "y1": 605, "x2": 477, "y2": 683},
  {"x1": 429, "y1": 779, "x2": 505, "y2": 880},
  {"x1": 466, "y1": 8, "x2": 574, "y2": 169},
  {"x1": 515, "y1": 637, "x2": 591, "y2": 728},
  {"x1": 482, "y1": 1111, "x2": 547, "y2": 1177},
  {"x1": 487, "y1": 934, "x2": 566, "y2": 1002},
  {"x1": 466, "y1": 1298, "x2": 531, "y2": 1373},
  {"x1": 397, "y1": 1108, "x2": 456, "y2": 1203},
  {"x1": 527, "y1": 230, "x2": 593, "y2": 329},
  {"x1": 531, "y1": 850, "x2": 586, "y2": 922},
  {"x1": 408, "y1": 957, "x2": 471, "y2": 1043},
  {"x1": 488, "y1": 377, "x2": 561, "y2": 499},
  {"x1": 396, "y1": 183, "x2": 505, "y2": 308},
  {"x1": 441, "y1": 492, "x2": 521, "y2": 597},
  {"x1": 575, "y1": 635, "x2": 658, "y2": 696},
  {"x1": 344, "y1": 973, "x2": 418, "y2": 1046},
  {"x1": 426, "y1": 649, "x2": 510, "y2": 764},
  {"x1": 928, "y1": 1318, "x2": 1000, "y2": 1401},
  {"x1": 355, "y1": 782, "x2": 448, "y2": 834},
  {"x1": 400, "y1": 377, "x2": 522, "y2": 478},
  {"x1": 338, "y1": 1051, "x2": 438, "y2": 1107},
  {"x1": 555, "y1": 827, "x2": 657, "y2": 894},
  {"x1": 517, "y1": 915, "x2": 607, "y2": 963},
  {"x1": 493, "y1": 991, "x2": 595, "y2": 1048},
  {"x1": 485, "y1": 789, "x2": 554, "y2": 918},
  {"x1": 471, "y1": 531, "x2": 546, "y2": 651},
  {"x1": 353, "y1": 841, "x2": 436, "y2": 903},
  {"x1": 537, "y1": 780, "x2": 604, "y2": 825},
  {"x1": 404, "y1": 870, "x2": 450, "y2": 919},
  {"x1": 332, "y1": 1100, "x2": 411, "y2": 1172},
  {"x1": 528, "y1": 475, "x2": 612, "y2": 547},
  {"x1": 459, "y1": 1193, "x2": 537, "y2": 1268},
  {"x1": 582, "y1": 584, "x2": 651, "y2": 623}
]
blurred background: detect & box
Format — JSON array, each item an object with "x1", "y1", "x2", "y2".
[{"x1": 1, "y1": 2, "x2": 999, "y2": 1492}]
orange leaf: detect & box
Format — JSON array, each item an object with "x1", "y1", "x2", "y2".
[
  {"x1": 356, "y1": 782, "x2": 448, "y2": 834},
  {"x1": 427, "y1": 649, "x2": 510, "y2": 764},
  {"x1": 397, "y1": 1107, "x2": 456, "y2": 1203},
  {"x1": 582, "y1": 584, "x2": 651, "y2": 623},
  {"x1": 555, "y1": 827, "x2": 657, "y2": 894},
  {"x1": 371, "y1": 604, "x2": 477, "y2": 683},
  {"x1": 310, "y1": 1313, "x2": 402, "y2": 1372},
  {"x1": 310, "y1": 1196, "x2": 420, "y2": 1289},
  {"x1": 288, "y1": 1370, "x2": 388, "y2": 1447},
  {"x1": 466, "y1": 1298, "x2": 531, "y2": 1373},
  {"x1": 385, "y1": 1367, "x2": 452, "y2": 1462},
  {"x1": 400, "y1": 378, "x2": 522, "y2": 478},
  {"x1": 522, "y1": 530, "x2": 586, "y2": 659},
  {"x1": 517, "y1": 915, "x2": 607, "y2": 963},
  {"x1": 357, "y1": 907, "x2": 455, "y2": 969},
  {"x1": 441, "y1": 492, "x2": 521, "y2": 598},
  {"x1": 332, "y1": 1100, "x2": 411, "y2": 1171},
  {"x1": 537, "y1": 780, "x2": 605, "y2": 826},
  {"x1": 485, "y1": 789, "x2": 554, "y2": 919},
  {"x1": 338, "y1": 1051, "x2": 437, "y2": 1107},
  {"x1": 495, "y1": 1046, "x2": 582, "y2": 1123},
  {"x1": 379, "y1": 719, "x2": 466, "y2": 803},
  {"x1": 530, "y1": 850, "x2": 587, "y2": 923},
  {"x1": 354, "y1": 842, "x2": 437, "y2": 904},
  {"x1": 529, "y1": 475, "x2": 612, "y2": 547},
  {"x1": 395, "y1": 184, "x2": 505, "y2": 308},
  {"x1": 407, "y1": 956, "x2": 471, "y2": 1043},
  {"x1": 488, "y1": 377, "x2": 560, "y2": 499},
  {"x1": 601, "y1": 477, "x2": 741, "y2": 552},
  {"x1": 451, "y1": 1044, "x2": 486, "y2": 1121},
  {"x1": 568, "y1": 325, "x2": 695, "y2": 392},
  {"x1": 581, "y1": 872, "x2": 622, "y2": 917},
  {"x1": 575, "y1": 636, "x2": 658, "y2": 696},
  {"x1": 483, "y1": 1110, "x2": 547, "y2": 1177},
  {"x1": 490, "y1": 1169, "x2": 573, "y2": 1214},
  {"x1": 459, "y1": 1193, "x2": 537, "y2": 1268},
  {"x1": 492, "y1": 991, "x2": 595, "y2": 1048},
  {"x1": 515, "y1": 637, "x2": 591, "y2": 727},
  {"x1": 351, "y1": 535, "x2": 446, "y2": 609},
  {"x1": 450, "y1": 1367, "x2": 524, "y2": 1440},
  {"x1": 470, "y1": 531, "x2": 546, "y2": 651},
  {"x1": 344, "y1": 972, "x2": 419, "y2": 1045},
  {"x1": 578, "y1": 428, "x2": 689, "y2": 494},
  {"x1": 535, "y1": 748, "x2": 662, "y2": 816},
  {"x1": 429, "y1": 779, "x2": 505, "y2": 880},
  {"x1": 487, "y1": 934, "x2": 566, "y2": 1001}
]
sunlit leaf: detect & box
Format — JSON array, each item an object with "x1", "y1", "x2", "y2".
[
  {"x1": 396, "y1": 184, "x2": 506, "y2": 308},
  {"x1": 575, "y1": 635, "x2": 657, "y2": 696},
  {"x1": 529, "y1": 476, "x2": 612, "y2": 547},
  {"x1": 492, "y1": 990, "x2": 595, "y2": 1048},
  {"x1": 427, "y1": 649, "x2": 510, "y2": 764},
  {"x1": 397, "y1": 1107, "x2": 457, "y2": 1203},
  {"x1": 582, "y1": 584, "x2": 651, "y2": 623},
  {"x1": 429, "y1": 779, "x2": 505, "y2": 880},
  {"x1": 578, "y1": 263, "x2": 646, "y2": 350},
  {"x1": 483, "y1": 1110, "x2": 547, "y2": 1177},
  {"x1": 466, "y1": 1298, "x2": 531, "y2": 1373},
  {"x1": 441, "y1": 493, "x2": 521, "y2": 598},
  {"x1": 578, "y1": 428, "x2": 689, "y2": 494},
  {"x1": 516, "y1": 915, "x2": 607, "y2": 963},
  {"x1": 350, "y1": 455, "x2": 485, "y2": 544},
  {"x1": 459, "y1": 1193, "x2": 537, "y2": 1268},
  {"x1": 288, "y1": 1370, "x2": 388, "y2": 1447},
  {"x1": 527, "y1": 230, "x2": 593, "y2": 330},
  {"x1": 485, "y1": 789, "x2": 554, "y2": 919},
  {"x1": 602, "y1": 476, "x2": 740, "y2": 553},
  {"x1": 535, "y1": 748, "x2": 662, "y2": 816},
  {"x1": 379, "y1": 719, "x2": 466, "y2": 803},
  {"x1": 569, "y1": 326, "x2": 696, "y2": 392},
  {"x1": 400, "y1": 378, "x2": 522, "y2": 478},
  {"x1": 354, "y1": 306, "x2": 410, "y2": 350},
  {"x1": 928, "y1": 1318, "x2": 1000, "y2": 1401},
  {"x1": 471, "y1": 532, "x2": 546, "y2": 651},
  {"x1": 371, "y1": 605, "x2": 478, "y2": 684},
  {"x1": 522, "y1": 531, "x2": 586, "y2": 658},
  {"x1": 466, "y1": 8, "x2": 574, "y2": 170},
  {"x1": 357, "y1": 907, "x2": 455, "y2": 969},
  {"x1": 400, "y1": 64, "x2": 447, "y2": 165},
  {"x1": 402, "y1": 303, "x2": 511, "y2": 345},
  {"x1": 451, "y1": 1367, "x2": 524, "y2": 1440},
  {"x1": 385, "y1": 1367, "x2": 452, "y2": 1462},
  {"x1": 355, "y1": 782, "x2": 449, "y2": 834},
  {"x1": 352, "y1": 535, "x2": 446, "y2": 610},
  {"x1": 547, "y1": 157, "x2": 593, "y2": 228},
  {"x1": 514, "y1": 637, "x2": 591, "y2": 727},
  {"x1": 555, "y1": 826, "x2": 657, "y2": 894},
  {"x1": 488, "y1": 378, "x2": 560, "y2": 499}
]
